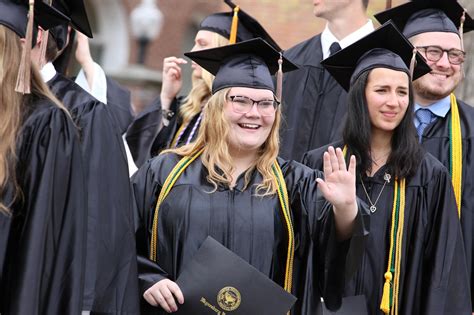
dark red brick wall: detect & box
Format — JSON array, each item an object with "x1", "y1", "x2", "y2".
[{"x1": 124, "y1": 0, "x2": 409, "y2": 71}]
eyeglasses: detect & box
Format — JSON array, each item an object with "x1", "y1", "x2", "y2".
[
  {"x1": 416, "y1": 45, "x2": 466, "y2": 65},
  {"x1": 227, "y1": 95, "x2": 279, "y2": 116}
]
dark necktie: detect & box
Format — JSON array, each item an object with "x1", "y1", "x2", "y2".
[
  {"x1": 415, "y1": 108, "x2": 436, "y2": 141},
  {"x1": 329, "y1": 42, "x2": 341, "y2": 56}
]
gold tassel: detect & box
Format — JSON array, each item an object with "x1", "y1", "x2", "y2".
[
  {"x1": 15, "y1": 0, "x2": 34, "y2": 94},
  {"x1": 276, "y1": 52, "x2": 283, "y2": 102},
  {"x1": 229, "y1": 6, "x2": 240, "y2": 44},
  {"x1": 409, "y1": 48, "x2": 417, "y2": 80},
  {"x1": 380, "y1": 271, "x2": 393, "y2": 314},
  {"x1": 38, "y1": 30, "x2": 49, "y2": 69}
]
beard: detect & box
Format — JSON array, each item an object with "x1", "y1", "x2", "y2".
[{"x1": 413, "y1": 74, "x2": 461, "y2": 102}]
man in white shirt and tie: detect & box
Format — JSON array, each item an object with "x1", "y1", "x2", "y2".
[{"x1": 280, "y1": 0, "x2": 374, "y2": 161}]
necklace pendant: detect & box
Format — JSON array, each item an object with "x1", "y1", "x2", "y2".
[{"x1": 370, "y1": 205, "x2": 377, "y2": 213}]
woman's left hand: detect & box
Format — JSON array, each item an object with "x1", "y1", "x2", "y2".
[{"x1": 316, "y1": 146, "x2": 358, "y2": 239}]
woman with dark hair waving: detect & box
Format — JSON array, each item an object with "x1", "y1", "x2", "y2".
[
  {"x1": 0, "y1": 1, "x2": 86, "y2": 314},
  {"x1": 132, "y1": 37, "x2": 370, "y2": 315},
  {"x1": 303, "y1": 22, "x2": 471, "y2": 314}
]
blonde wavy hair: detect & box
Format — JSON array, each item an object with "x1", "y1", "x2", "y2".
[
  {"x1": 167, "y1": 88, "x2": 281, "y2": 195},
  {"x1": 0, "y1": 26, "x2": 68, "y2": 214},
  {"x1": 178, "y1": 32, "x2": 229, "y2": 125}
]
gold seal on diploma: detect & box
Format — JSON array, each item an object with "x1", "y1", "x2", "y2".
[{"x1": 217, "y1": 286, "x2": 241, "y2": 311}]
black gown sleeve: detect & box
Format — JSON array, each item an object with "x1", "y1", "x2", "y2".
[
  {"x1": 1, "y1": 104, "x2": 86, "y2": 315},
  {"x1": 106, "y1": 76, "x2": 134, "y2": 134},
  {"x1": 420, "y1": 162, "x2": 471, "y2": 313},
  {"x1": 131, "y1": 155, "x2": 179, "y2": 295},
  {"x1": 126, "y1": 97, "x2": 181, "y2": 167},
  {"x1": 281, "y1": 160, "x2": 369, "y2": 313}
]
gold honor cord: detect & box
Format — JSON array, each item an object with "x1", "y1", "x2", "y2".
[
  {"x1": 449, "y1": 93, "x2": 462, "y2": 217},
  {"x1": 171, "y1": 123, "x2": 187, "y2": 148},
  {"x1": 271, "y1": 162, "x2": 294, "y2": 295},
  {"x1": 150, "y1": 148, "x2": 204, "y2": 261},
  {"x1": 342, "y1": 146, "x2": 405, "y2": 314},
  {"x1": 149, "y1": 151, "x2": 295, "y2": 301}
]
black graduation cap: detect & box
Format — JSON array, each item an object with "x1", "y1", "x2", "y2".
[
  {"x1": 0, "y1": 0, "x2": 69, "y2": 38},
  {"x1": 51, "y1": 0, "x2": 93, "y2": 38},
  {"x1": 184, "y1": 37, "x2": 297, "y2": 95},
  {"x1": 321, "y1": 21, "x2": 432, "y2": 92},
  {"x1": 374, "y1": 0, "x2": 474, "y2": 39},
  {"x1": 199, "y1": 0, "x2": 280, "y2": 50},
  {"x1": 175, "y1": 237, "x2": 297, "y2": 315}
]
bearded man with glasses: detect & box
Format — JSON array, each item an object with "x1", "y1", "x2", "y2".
[{"x1": 376, "y1": 2, "x2": 474, "y2": 312}]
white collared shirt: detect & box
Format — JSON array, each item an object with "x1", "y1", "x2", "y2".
[
  {"x1": 75, "y1": 62, "x2": 108, "y2": 104},
  {"x1": 321, "y1": 20, "x2": 375, "y2": 59},
  {"x1": 40, "y1": 62, "x2": 57, "y2": 83}
]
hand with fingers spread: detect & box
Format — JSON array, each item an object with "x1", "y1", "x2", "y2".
[
  {"x1": 160, "y1": 56, "x2": 188, "y2": 110},
  {"x1": 316, "y1": 146, "x2": 358, "y2": 240},
  {"x1": 143, "y1": 279, "x2": 184, "y2": 313}
]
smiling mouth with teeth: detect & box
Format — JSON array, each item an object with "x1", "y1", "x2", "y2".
[{"x1": 239, "y1": 123, "x2": 260, "y2": 129}]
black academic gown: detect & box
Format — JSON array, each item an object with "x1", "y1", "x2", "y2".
[
  {"x1": 47, "y1": 74, "x2": 140, "y2": 314},
  {"x1": 418, "y1": 98, "x2": 474, "y2": 309},
  {"x1": 131, "y1": 153, "x2": 370, "y2": 315},
  {"x1": 0, "y1": 98, "x2": 86, "y2": 315},
  {"x1": 303, "y1": 142, "x2": 471, "y2": 314},
  {"x1": 280, "y1": 34, "x2": 348, "y2": 161},
  {"x1": 106, "y1": 77, "x2": 134, "y2": 135},
  {"x1": 126, "y1": 96, "x2": 202, "y2": 168}
]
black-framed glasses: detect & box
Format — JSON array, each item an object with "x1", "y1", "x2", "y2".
[
  {"x1": 416, "y1": 45, "x2": 466, "y2": 65},
  {"x1": 227, "y1": 95, "x2": 279, "y2": 116}
]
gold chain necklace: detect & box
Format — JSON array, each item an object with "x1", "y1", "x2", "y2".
[{"x1": 360, "y1": 173, "x2": 391, "y2": 213}]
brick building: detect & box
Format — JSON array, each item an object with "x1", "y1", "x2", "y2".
[{"x1": 82, "y1": 0, "x2": 474, "y2": 112}]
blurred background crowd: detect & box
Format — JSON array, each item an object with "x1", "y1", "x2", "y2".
[{"x1": 73, "y1": 0, "x2": 474, "y2": 114}]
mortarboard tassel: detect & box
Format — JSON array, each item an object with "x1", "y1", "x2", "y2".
[
  {"x1": 15, "y1": 0, "x2": 34, "y2": 94},
  {"x1": 409, "y1": 48, "x2": 417, "y2": 80},
  {"x1": 38, "y1": 0, "x2": 53, "y2": 68},
  {"x1": 38, "y1": 30, "x2": 50, "y2": 69},
  {"x1": 276, "y1": 52, "x2": 283, "y2": 102},
  {"x1": 385, "y1": 0, "x2": 392, "y2": 10},
  {"x1": 459, "y1": 9, "x2": 466, "y2": 51},
  {"x1": 229, "y1": 6, "x2": 240, "y2": 44},
  {"x1": 459, "y1": 9, "x2": 466, "y2": 78}
]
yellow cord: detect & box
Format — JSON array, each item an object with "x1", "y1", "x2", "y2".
[
  {"x1": 380, "y1": 180, "x2": 398, "y2": 314},
  {"x1": 450, "y1": 94, "x2": 462, "y2": 218},
  {"x1": 150, "y1": 153, "x2": 295, "y2": 300},
  {"x1": 150, "y1": 149, "x2": 203, "y2": 261},
  {"x1": 170, "y1": 124, "x2": 187, "y2": 148},
  {"x1": 392, "y1": 179, "x2": 406, "y2": 315},
  {"x1": 272, "y1": 162, "x2": 294, "y2": 293}
]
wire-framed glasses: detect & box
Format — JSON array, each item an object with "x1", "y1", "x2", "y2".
[
  {"x1": 227, "y1": 95, "x2": 279, "y2": 116},
  {"x1": 416, "y1": 45, "x2": 466, "y2": 65}
]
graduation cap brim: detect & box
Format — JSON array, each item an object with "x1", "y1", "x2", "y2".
[
  {"x1": 53, "y1": 0, "x2": 93, "y2": 37},
  {"x1": 223, "y1": 0, "x2": 281, "y2": 51},
  {"x1": 184, "y1": 37, "x2": 297, "y2": 76},
  {"x1": 0, "y1": 0, "x2": 69, "y2": 38},
  {"x1": 374, "y1": 1, "x2": 474, "y2": 36},
  {"x1": 321, "y1": 22, "x2": 432, "y2": 91},
  {"x1": 175, "y1": 237, "x2": 297, "y2": 315},
  {"x1": 35, "y1": 1, "x2": 70, "y2": 31}
]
